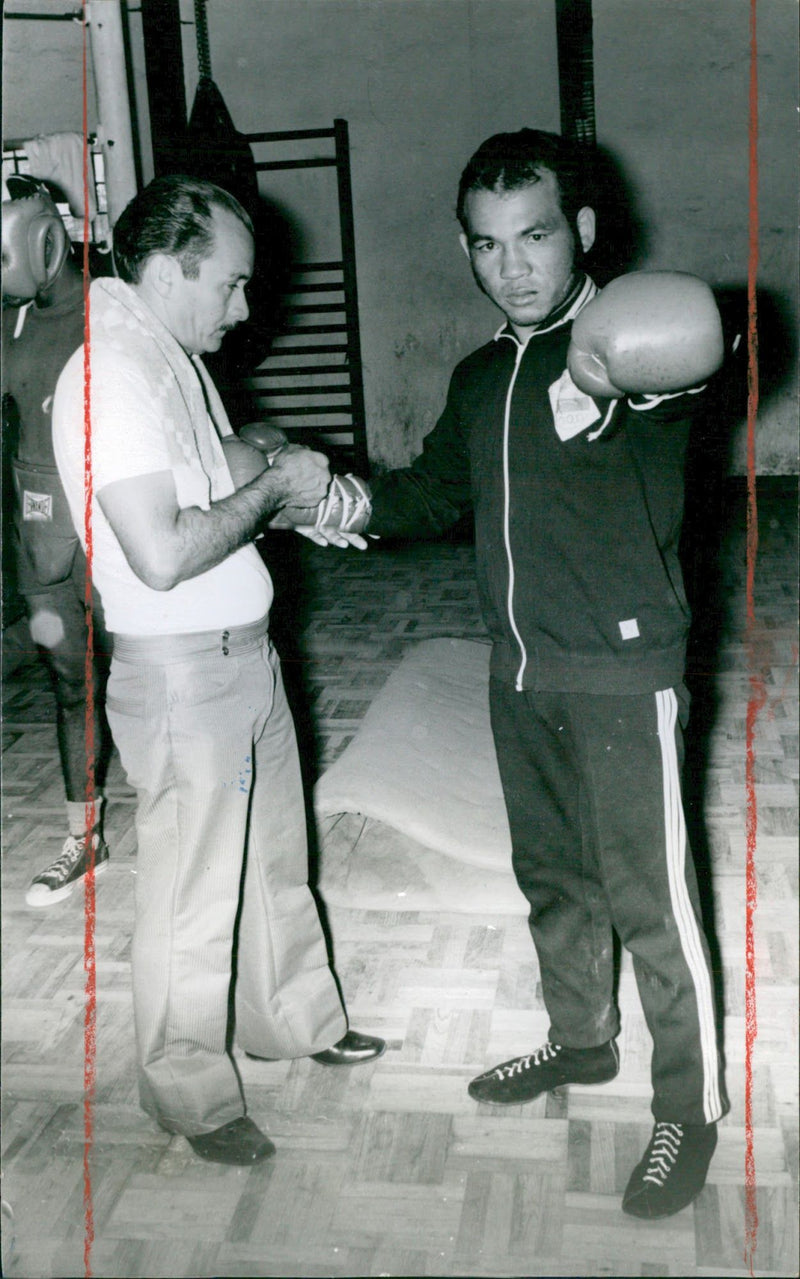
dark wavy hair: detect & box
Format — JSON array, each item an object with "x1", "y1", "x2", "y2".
[
  {"x1": 456, "y1": 128, "x2": 595, "y2": 236},
  {"x1": 112, "y1": 174, "x2": 254, "y2": 285}
]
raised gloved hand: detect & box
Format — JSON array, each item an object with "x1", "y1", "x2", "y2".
[
  {"x1": 2, "y1": 180, "x2": 70, "y2": 302},
  {"x1": 269, "y1": 473, "x2": 373, "y2": 549},
  {"x1": 567, "y1": 271, "x2": 725, "y2": 399}
]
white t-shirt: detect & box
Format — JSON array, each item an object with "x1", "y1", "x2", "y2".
[{"x1": 53, "y1": 343, "x2": 272, "y2": 635}]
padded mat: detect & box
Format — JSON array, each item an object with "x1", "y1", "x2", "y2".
[{"x1": 314, "y1": 638, "x2": 526, "y2": 914}]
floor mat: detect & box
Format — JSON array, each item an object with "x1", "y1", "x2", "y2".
[{"x1": 315, "y1": 638, "x2": 526, "y2": 914}]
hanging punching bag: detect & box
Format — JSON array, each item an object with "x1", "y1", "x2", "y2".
[
  {"x1": 180, "y1": 0, "x2": 290, "y2": 386},
  {"x1": 181, "y1": 0, "x2": 258, "y2": 213},
  {"x1": 185, "y1": 82, "x2": 259, "y2": 218}
]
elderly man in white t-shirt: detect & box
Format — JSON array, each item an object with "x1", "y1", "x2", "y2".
[{"x1": 53, "y1": 175, "x2": 384, "y2": 1167}]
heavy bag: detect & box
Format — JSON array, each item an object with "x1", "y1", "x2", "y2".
[
  {"x1": 184, "y1": 75, "x2": 259, "y2": 218},
  {"x1": 182, "y1": 77, "x2": 287, "y2": 382}
]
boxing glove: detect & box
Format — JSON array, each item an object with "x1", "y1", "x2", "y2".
[
  {"x1": 221, "y1": 424, "x2": 287, "y2": 488},
  {"x1": 220, "y1": 436, "x2": 271, "y2": 487},
  {"x1": 2, "y1": 184, "x2": 70, "y2": 302},
  {"x1": 238, "y1": 421, "x2": 288, "y2": 463},
  {"x1": 567, "y1": 272, "x2": 725, "y2": 399}
]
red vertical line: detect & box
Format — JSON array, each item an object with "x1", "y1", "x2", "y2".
[
  {"x1": 743, "y1": 0, "x2": 761, "y2": 1271},
  {"x1": 80, "y1": 3, "x2": 96, "y2": 1276}
]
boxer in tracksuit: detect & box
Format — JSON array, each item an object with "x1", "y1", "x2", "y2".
[{"x1": 341, "y1": 129, "x2": 728, "y2": 1219}]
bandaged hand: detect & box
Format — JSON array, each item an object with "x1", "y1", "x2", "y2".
[{"x1": 269, "y1": 473, "x2": 373, "y2": 549}]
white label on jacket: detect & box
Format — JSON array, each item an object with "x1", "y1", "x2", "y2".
[
  {"x1": 548, "y1": 369, "x2": 601, "y2": 441},
  {"x1": 619, "y1": 618, "x2": 640, "y2": 640},
  {"x1": 22, "y1": 490, "x2": 53, "y2": 521}
]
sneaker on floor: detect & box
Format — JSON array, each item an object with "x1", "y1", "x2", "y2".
[
  {"x1": 622, "y1": 1121, "x2": 717, "y2": 1219},
  {"x1": 25, "y1": 833, "x2": 109, "y2": 907},
  {"x1": 468, "y1": 1038, "x2": 619, "y2": 1105}
]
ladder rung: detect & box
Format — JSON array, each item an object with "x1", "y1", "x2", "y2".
[
  {"x1": 260, "y1": 344, "x2": 349, "y2": 357},
  {"x1": 284, "y1": 281, "x2": 343, "y2": 294},
  {"x1": 280, "y1": 323, "x2": 348, "y2": 335},
  {"x1": 290, "y1": 262, "x2": 343, "y2": 273},
  {"x1": 249, "y1": 384, "x2": 352, "y2": 397},
  {"x1": 256, "y1": 406, "x2": 354, "y2": 418},
  {"x1": 245, "y1": 127, "x2": 336, "y2": 144},
  {"x1": 284, "y1": 304, "x2": 345, "y2": 316},
  {"x1": 255, "y1": 158, "x2": 337, "y2": 172},
  {"x1": 253, "y1": 363, "x2": 348, "y2": 376}
]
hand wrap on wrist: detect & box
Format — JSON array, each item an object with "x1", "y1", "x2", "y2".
[{"x1": 314, "y1": 473, "x2": 372, "y2": 537}]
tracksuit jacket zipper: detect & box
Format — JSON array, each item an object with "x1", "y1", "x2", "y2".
[
  {"x1": 497, "y1": 276, "x2": 598, "y2": 690},
  {"x1": 501, "y1": 337, "x2": 530, "y2": 690}
]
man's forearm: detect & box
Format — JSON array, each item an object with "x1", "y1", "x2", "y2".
[
  {"x1": 164, "y1": 468, "x2": 292, "y2": 586},
  {"x1": 97, "y1": 443, "x2": 331, "y2": 592}
]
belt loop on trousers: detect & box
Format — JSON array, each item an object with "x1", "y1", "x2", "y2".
[{"x1": 222, "y1": 630, "x2": 230, "y2": 657}]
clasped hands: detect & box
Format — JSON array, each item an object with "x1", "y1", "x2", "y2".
[{"x1": 226, "y1": 422, "x2": 371, "y2": 549}]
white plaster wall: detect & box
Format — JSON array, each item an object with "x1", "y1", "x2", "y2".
[
  {"x1": 5, "y1": 0, "x2": 797, "y2": 472},
  {"x1": 182, "y1": 0, "x2": 561, "y2": 468},
  {"x1": 2, "y1": 1, "x2": 98, "y2": 140},
  {"x1": 593, "y1": 0, "x2": 799, "y2": 473},
  {"x1": 188, "y1": 0, "x2": 797, "y2": 473},
  {"x1": 2, "y1": 0, "x2": 152, "y2": 200}
]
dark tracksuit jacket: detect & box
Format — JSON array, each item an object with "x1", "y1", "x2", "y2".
[{"x1": 369, "y1": 275, "x2": 727, "y2": 1125}]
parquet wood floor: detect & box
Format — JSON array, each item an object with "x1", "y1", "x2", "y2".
[{"x1": 1, "y1": 483, "x2": 797, "y2": 1278}]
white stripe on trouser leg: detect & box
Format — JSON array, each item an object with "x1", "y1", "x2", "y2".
[{"x1": 656, "y1": 688, "x2": 722, "y2": 1122}]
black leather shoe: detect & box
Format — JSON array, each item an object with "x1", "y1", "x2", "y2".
[
  {"x1": 310, "y1": 1030, "x2": 386, "y2": 1066},
  {"x1": 183, "y1": 1117, "x2": 275, "y2": 1165}
]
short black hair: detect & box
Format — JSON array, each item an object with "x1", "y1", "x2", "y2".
[
  {"x1": 112, "y1": 174, "x2": 254, "y2": 285},
  {"x1": 456, "y1": 128, "x2": 595, "y2": 235}
]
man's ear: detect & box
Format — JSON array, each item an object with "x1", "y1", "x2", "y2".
[
  {"x1": 576, "y1": 207, "x2": 596, "y2": 256},
  {"x1": 142, "y1": 252, "x2": 179, "y2": 298},
  {"x1": 459, "y1": 231, "x2": 471, "y2": 261}
]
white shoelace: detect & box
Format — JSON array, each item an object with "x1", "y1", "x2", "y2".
[
  {"x1": 493, "y1": 1041, "x2": 562, "y2": 1081},
  {"x1": 41, "y1": 835, "x2": 87, "y2": 881},
  {"x1": 642, "y1": 1123, "x2": 684, "y2": 1187}
]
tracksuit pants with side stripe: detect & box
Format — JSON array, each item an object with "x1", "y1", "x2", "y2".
[{"x1": 489, "y1": 679, "x2": 728, "y2": 1126}]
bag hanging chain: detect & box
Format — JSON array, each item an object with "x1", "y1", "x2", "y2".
[{"x1": 194, "y1": 0, "x2": 212, "y2": 80}]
